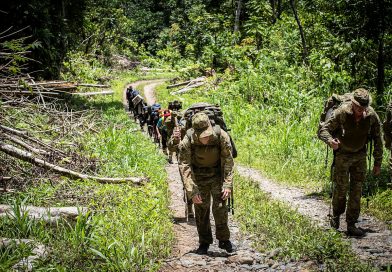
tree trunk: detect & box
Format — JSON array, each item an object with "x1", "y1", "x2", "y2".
[
  {"x1": 376, "y1": 0, "x2": 385, "y2": 106},
  {"x1": 277, "y1": 0, "x2": 282, "y2": 19},
  {"x1": 270, "y1": 0, "x2": 276, "y2": 24},
  {"x1": 234, "y1": 0, "x2": 243, "y2": 33},
  {"x1": 290, "y1": 0, "x2": 308, "y2": 64}
]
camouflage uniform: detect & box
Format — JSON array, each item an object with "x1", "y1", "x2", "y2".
[
  {"x1": 167, "y1": 112, "x2": 186, "y2": 154},
  {"x1": 167, "y1": 112, "x2": 195, "y2": 217},
  {"x1": 178, "y1": 113, "x2": 234, "y2": 245},
  {"x1": 383, "y1": 101, "x2": 392, "y2": 175},
  {"x1": 319, "y1": 89, "x2": 383, "y2": 232}
]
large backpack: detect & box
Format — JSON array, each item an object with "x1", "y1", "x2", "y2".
[
  {"x1": 183, "y1": 102, "x2": 238, "y2": 158},
  {"x1": 168, "y1": 100, "x2": 183, "y2": 111},
  {"x1": 317, "y1": 93, "x2": 352, "y2": 137}
]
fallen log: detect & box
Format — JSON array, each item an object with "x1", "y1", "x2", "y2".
[
  {"x1": 76, "y1": 83, "x2": 110, "y2": 88},
  {"x1": 13, "y1": 243, "x2": 47, "y2": 272},
  {"x1": 0, "y1": 124, "x2": 27, "y2": 135},
  {"x1": 72, "y1": 90, "x2": 114, "y2": 96},
  {"x1": 167, "y1": 76, "x2": 205, "y2": 89},
  {"x1": 28, "y1": 81, "x2": 68, "y2": 86},
  {"x1": 0, "y1": 238, "x2": 34, "y2": 248},
  {"x1": 170, "y1": 82, "x2": 206, "y2": 95},
  {"x1": 0, "y1": 142, "x2": 149, "y2": 184},
  {"x1": 0, "y1": 90, "x2": 60, "y2": 96},
  {"x1": 0, "y1": 177, "x2": 11, "y2": 181},
  {"x1": 3, "y1": 134, "x2": 50, "y2": 155},
  {"x1": 0, "y1": 205, "x2": 87, "y2": 222},
  {"x1": 27, "y1": 74, "x2": 46, "y2": 107},
  {"x1": 0, "y1": 238, "x2": 48, "y2": 272},
  {"x1": 0, "y1": 125, "x2": 67, "y2": 156}
]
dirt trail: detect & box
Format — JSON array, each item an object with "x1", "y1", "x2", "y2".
[
  {"x1": 136, "y1": 81, "x2": 314, "y2": 271},
  {"x1": 123, "y1": 79, "x2": 164, "y2": 107},
  {"x1": 236, "y1": 166, "x2": 392, "y2": 269},
  {"x1": 125, "y1": 80, "x2": 392, "y2": 271}
]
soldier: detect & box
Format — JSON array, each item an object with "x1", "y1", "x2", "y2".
[
  {"x1": 167, "y1": 112, "x2": 195, "y2": 218},
  {"x1": 178, "y1": 112, "x2": 235, "y2": 254},
  {"x1": 318, "y1": 88, "x2": 383, "y2": 236},
  {"x1": 383, "y1": 101, "x2": 392, "y2": 178},
  {"x1": 125, "y1": 86, "x2": 138, "y2": 112}
]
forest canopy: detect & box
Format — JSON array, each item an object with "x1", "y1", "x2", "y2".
[{"x1": 1, "y1": 0, "x2": 391, "y2": 103}]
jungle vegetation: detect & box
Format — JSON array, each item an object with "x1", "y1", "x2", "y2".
[{"x1": 1, "y1": 0, "x2": 392, "y2": 271}]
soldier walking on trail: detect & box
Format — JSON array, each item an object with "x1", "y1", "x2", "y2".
[
  {"x1": 167, "y1": 111, "x2": 195, "y2": 218},
  {"x1": 177, "y1": 112, "x2": 236, "y2": 254},
  {"x1": 318, "y1": 88, "x2": 383, "y2": 236},
  {"x1": 383, "y1": 101, "x2": 392, "y2": 179}
]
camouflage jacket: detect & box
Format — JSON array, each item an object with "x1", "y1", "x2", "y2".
[
  {"x1": 178, "y1": 128, "x2": 234, "y2": 199},
  {"x1": 383, "y1": 101, "x2": 392, "y2": 150},
  {"x1": 319, "y1": 103, "x2": 383, "y2": 166}
]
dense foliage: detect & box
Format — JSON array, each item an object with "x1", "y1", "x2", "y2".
[
  {"x1": 2, "y1": 1, "x2": 391, "y2": 93},
  {"x1": 2, "y1": 0, "x2": 392, "y2": 270}
]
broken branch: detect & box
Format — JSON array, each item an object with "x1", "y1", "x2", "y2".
[{"x1": 0, "y1": 142, "x2": 148, "y2": 185}]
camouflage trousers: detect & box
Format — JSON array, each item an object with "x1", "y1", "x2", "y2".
[
  {"x1": 194, "y1": 176, "x2": 230, "y2": 244},
  {"x1": 333, "y1": 151, "x2": 366, "y2": 224}
]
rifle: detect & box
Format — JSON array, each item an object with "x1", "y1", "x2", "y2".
[
  {"x1": 365, "y1": 137, "x2": 374, "y2": 208},
  {"x1": 227, "y1": 196, "x2": 234, "y2": 215},
  {"x1": 328, "y1": 149, "x2": 336, "y2": 218},
  {"x1": 224, "y1": 172, "x2": 234, "y2": 215}
]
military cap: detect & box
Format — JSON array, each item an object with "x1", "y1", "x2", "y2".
[
  {"x1": 192, "y1": 112, "x2": 213, "y2": 138},
  {"x1": 352, "y1": 88, "x2": 370, "y2": 107}
]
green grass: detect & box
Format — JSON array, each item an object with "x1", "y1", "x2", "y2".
[
  {"x1": 0, "y1": 71, "x2": 175, "y2": 271},
  {"x1": 234, "y1": 173, "x2": 377, "y2": 271},
  {"x1": 155, "y1": 71, "x2": 392, "y2": 227},
  {"x1": 155, "y1": 69, "x2": 391, "y2": 269}
]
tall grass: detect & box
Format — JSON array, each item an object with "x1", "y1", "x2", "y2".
[
  {"x1": 0, "y1": 72, "x2": 174, "y2": 271},
  {"x1": 234, "y1": 174, "x2": 376, "y2": 271}
]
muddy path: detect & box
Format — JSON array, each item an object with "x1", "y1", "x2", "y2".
[{"x1": 124, "y1": 80, "x2": 392, "y2": 271}]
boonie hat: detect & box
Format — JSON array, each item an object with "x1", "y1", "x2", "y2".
[
  {"x1": 352, "y1": 88, "x2": 370, "y2": 107},
  {"x1": 192, "y1": 112, "x2": 213, "y2": 138}
]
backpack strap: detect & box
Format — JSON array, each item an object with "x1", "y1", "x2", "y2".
[
  {"x1": 186, "y1": 128, "x2": 193, "y2": 139},
  {"x1": 213, "y1": 125, "x2": 221, "y2": 140}
]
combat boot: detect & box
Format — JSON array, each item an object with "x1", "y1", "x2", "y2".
[
  {"x1": 187, "y1": 203, "x2": 194, "y2": 218},
  {"x1": 196, "y1": 243, "x2": 209, "y2": 255},
  {"x1": 347, "y1": 224, "x2": 365, "y2": 237},
  {"x1": 330, "y1": 215, "x2": 340, "y2": 229},
  {"x1": 218, "y1": 240, "x2": 236, "y2": 253}
]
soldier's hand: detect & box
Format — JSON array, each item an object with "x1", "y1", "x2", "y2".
[
  {"x1": 329, "y1": 138, "x2": 340, "y2": 150},
  {"x1": 373, "y1": 165, "x2": 381, "y2": 176},
  {"x1": 173, "y1": 127, "x2": 181, "y2": 141},
  {"x1": 192, "y1": 194, "x2": 203, "y2": 204},
  {"x1": 221, "y1": 188, "x2": 231, "y2": 200}
]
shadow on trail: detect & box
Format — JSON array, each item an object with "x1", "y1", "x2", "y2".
[{"x1": 172, "y1": 217, "x2": 196, "y2": 226}]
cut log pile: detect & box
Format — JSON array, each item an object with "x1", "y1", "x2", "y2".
[
  {"x1": 0, "y1": 76, "x2": 148, "y2": 188},
  {"x1": 168, "y1": 76, "x2": 207, "y2": 95},
  {"x1": 0, "y1": 76, "x2": 113, "y2": 98},
  {"x1": 0, "y1": 125, "x2": 148, "y2": 185}
]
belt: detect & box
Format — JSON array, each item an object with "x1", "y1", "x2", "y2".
[{"x1": 192, "y1": 166, "x2": 221, "y2": 174}]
